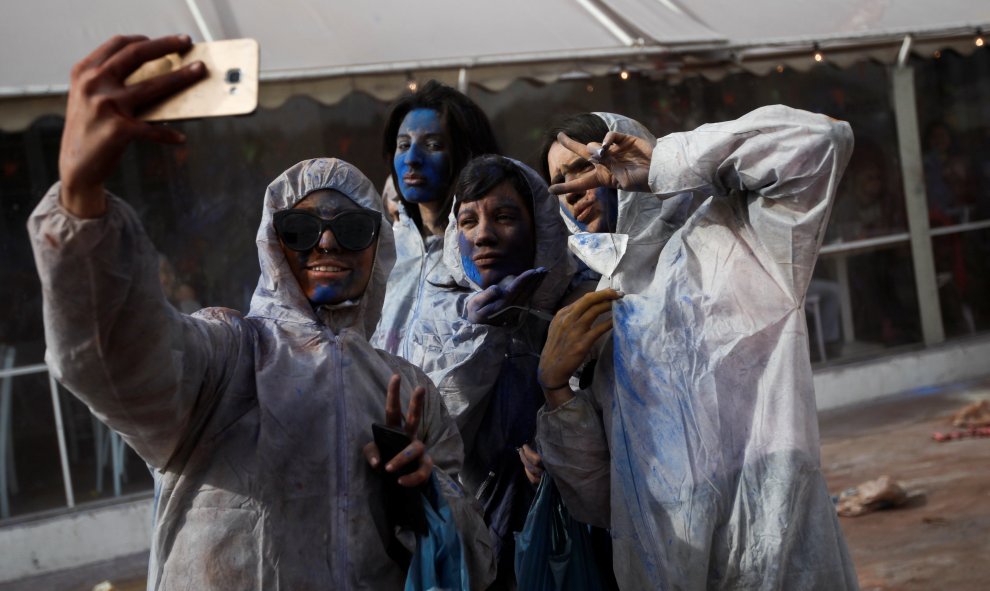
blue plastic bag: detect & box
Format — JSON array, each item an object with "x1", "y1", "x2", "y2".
[
  {"x1": 405, "y1": 475, "x2": 471, "y2": 591},
  {"x1": 514, "y1": 475, "x2": 606, "y2": 591}
]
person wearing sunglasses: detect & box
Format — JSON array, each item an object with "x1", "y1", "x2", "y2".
[{"x1": 29, "y1": 35, "x2": 495, "y2": 590}]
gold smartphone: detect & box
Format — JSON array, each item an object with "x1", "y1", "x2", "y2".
[{"x1": 125, "y1": 38, "x2": 259, "y2": 121}]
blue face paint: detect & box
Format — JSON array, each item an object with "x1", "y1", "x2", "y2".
[
  {"x1": 559, "y1": 200, "x2": 588, "y2": 231},
  {"x1": 456, "y1": 185, "x2": 536, "y2": 288},
  {"x1": 310, "y1": 284, "x2": 341, "y2": 305},
  {"x1": 459, "y1": 234, "x2": 484, "y2": 286},
  {"x1": 394, "y1": 109, "x2": 450, "y2": 204},
  {"x1": 558, "y1": 187, "x2": 618, "y2": 233}
]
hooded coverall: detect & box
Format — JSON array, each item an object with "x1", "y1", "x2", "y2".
[
  {"x1": 537, "y1": 106, "x2": 860, "y2": 590},
  {"x1": 29, "y1": 158, "x2": 495, "y2": 590},
  {"x1": 382, "y1": 158, "x2": 575, "y2": 571}
]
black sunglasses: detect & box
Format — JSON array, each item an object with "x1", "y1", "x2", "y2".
[{"x1": 273, "y1": 209, "x2": 380, "y2": 252}]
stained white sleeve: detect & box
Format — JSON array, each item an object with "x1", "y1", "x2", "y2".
[
  {"x1": 535, "y1": 392, "x2": 611, "y2": 528},
  {"x1": 29, "y1": 184, "x2": 241, "y2": 469},
  {"x1": 648, "y1": 104, "x2": 854, "y2": 297}
]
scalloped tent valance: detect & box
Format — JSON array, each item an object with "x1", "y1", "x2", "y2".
[{"x1": 1, "y1": 0, "x2": 987, "y2": 130}]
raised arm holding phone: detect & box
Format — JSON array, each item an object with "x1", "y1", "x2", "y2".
[{"x1": 31, "y1": 35, "x2": 494, "y2": 590}]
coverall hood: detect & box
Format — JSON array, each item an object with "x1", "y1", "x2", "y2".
[
  {"x1": 561, "y1": 113, "x2": 694, "y2": 296},
  {"x1": 440, "y1": 157, "x2": 575, "y2": 312},
  {"x1": 250, "y1": 158, "x2": 397, "y2": 338}
]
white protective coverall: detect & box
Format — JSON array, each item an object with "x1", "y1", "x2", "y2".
[
  {"x1": 536, "y1": 106, "x2": 859, "y2": 590},
  {"x1": 374, "y1": 160, "x2": 574, "y2": 558},
  {"x1": 394, "y1": 157, "x2": 577, "y2": 577},
  {"x1": 371, "y1": 198, "x2": 445, "y2": 357},
  {"x1": 29, "y1": 158, "x2": 495, "y2": 590}
]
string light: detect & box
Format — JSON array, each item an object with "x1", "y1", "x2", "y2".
[
  {"x1": 406, "y1": 73, "x2": 417, "y2": 93},
  {"x1": 977, "y1": 36, "x2": 985, "y2": 48},
  {"x1": 619, "y1": 64, "x2": 630, "y2": 80},
  {"x1": 586, "y1": 84, "x2": 595, "y2": 93},
  {"x1": 934, "y1": 50, "x2": 942, "y2": 59},
  {"x1": 776, "y1": 64, "x2": 785, "y2": 73}
]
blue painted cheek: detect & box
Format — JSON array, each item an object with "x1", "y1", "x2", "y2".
[
  {"x1": 559, "y1": 202, "x2": 588, "y2": 232},
  {"x1": 458, "y1": 234, "x2": 483, "y2": 285}
]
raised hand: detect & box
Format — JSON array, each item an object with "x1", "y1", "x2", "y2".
[
  {"x1": 548, "y1": 131, "x2": 653, "y2": 196},
  {"x1": 363, "y1": 374, "x2": 434, "y2": 488},
  {"x1": 466, "y1": 267, "x2": 549, "y2": 325},
  {"x1": 537, "y1": 288, "x2": 622, "y2": 408},
  {"x1": 59, "y1": 35, "x2": 206, "y2": 217}
]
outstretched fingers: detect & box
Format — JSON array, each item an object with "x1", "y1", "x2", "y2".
[
  {"x1": 76, "y1": 35, "x2": 150, "y2": 72},
  {"x1": 548, "y1": 170, "x2": 605, "y2": 196},
  {"x1": 403, "y1": 386, "x2": 425, "y2": 439},
  {"x1": 384, "y1": 374, "x2": 402, "y2": 428}
]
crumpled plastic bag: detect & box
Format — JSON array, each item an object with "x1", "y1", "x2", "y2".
[
  {"x1": 405, "y1": 476, "x2": 471, "y2": 591},
  {"x1": 834, "y1": 475, "x2": 908, "y2": 517},
  {"x1": 514, "y1": 475, "x2": 605, "y2": 591}
]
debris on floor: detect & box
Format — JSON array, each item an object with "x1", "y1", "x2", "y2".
[
  {"x1": 951, "y1": 399, "x2": 990, "y2": 428},
  {"x1": 931, "y1": 426, "x2": 990, "y2": 442},
  {"x1": 834, "y1": 475, "x2": 909, "y2": 517}
]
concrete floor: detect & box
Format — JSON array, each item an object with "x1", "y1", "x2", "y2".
[{"x1": 820, "y1": 377, "x2": 990, "y2": 590}]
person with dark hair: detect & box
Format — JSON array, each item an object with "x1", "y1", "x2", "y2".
[
  {"x1": 538, "y1": 114, "x2": 616, "y2": 234},
  {"x1": 29, "y1": 35, "x2": 495, "y2": 590},
  {"x1": 391, "y1": 154, "x2": 576, "y2": 587},
  {"x1": 371, "y1": 81, "x2": 500, "y2": 358},
  {"x1": 534, "y1": 108, "x2": 859, "y2": 589}
]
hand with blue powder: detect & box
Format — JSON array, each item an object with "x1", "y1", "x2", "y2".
[
  {"x1": 465, "y1": 267, "x2": 549, "y2": 325},
  {"x1": 362, "y1": 374, "x2": 434, "y2": 487}
]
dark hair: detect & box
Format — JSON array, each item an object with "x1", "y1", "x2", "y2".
[
  {"x1": 382, "y1": 80, "x2": 500, "y2": 232},
  {"x1": 537, "y1": 113, "x2": 609, "y2": 183},
  {"x1": 453, "y1": 155, "x2": 534, "y2": 220}
]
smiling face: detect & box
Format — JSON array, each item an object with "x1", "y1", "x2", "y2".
[
  {"x1": 393, "y1": 108, "x2": 451, "y2": 204},
  {"x1": 456, "y1": 180, "x2": 535, "y2": 288},
  {"x1": 547, "y1": 141, "x2": 618, "y2": 234},
  {"x1": 280, "y1": 189, "x2": 377, "y2": 306}
]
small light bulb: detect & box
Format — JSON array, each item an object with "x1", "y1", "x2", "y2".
[
  {"x1": 934, "y1": 50, "x2": 942, "y2": 58},
  {"x1": 407, "y1": 80, "x2": 417, "y2": 92},
  {"x1": 586, "y1": 84, "x2": 595, "y2": 93},
  {"x1": 977, "y1": 36, "x2": 985, "y2": 48},
  {"x1": 776, "y1": 64, "x2": 784, "y2": 73},
  {"x1": 620, "y1": 69, "x2": 630, "y2": 80},
  {"x1": 814, "y1": 51, "x2": 824, "y2": 63}
]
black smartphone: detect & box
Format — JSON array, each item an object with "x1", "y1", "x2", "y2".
[{"x1": 372, "y1": 423, "x2": 427, "y2": 535}]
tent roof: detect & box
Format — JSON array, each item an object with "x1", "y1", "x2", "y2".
[{"x1": 1, "y1": 0, "x2": 988, "y2": 129}]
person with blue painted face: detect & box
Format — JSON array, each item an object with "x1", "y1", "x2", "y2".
[
  {"x1": 534, "y1": 108, "x2": 859, "y2": 590},
  {"x1": 28, "y1": 36, "x2": 495, "y2": 590},
  {"x1": 371, "y1": 81, "x2": 500, "y2": 357},
  {"x1": 393, "y1": 155, "x2": 575, "y2": 588}
]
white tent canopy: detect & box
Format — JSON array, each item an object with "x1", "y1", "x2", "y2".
[{"x1": 1, "y1": 0, "x2": 987, "y2": 129}]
